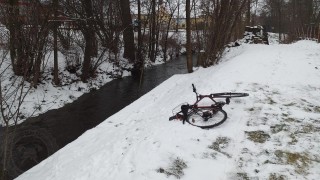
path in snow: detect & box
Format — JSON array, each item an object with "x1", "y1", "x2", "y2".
[{"x1": 17, "y1": 41, "x2": 320, "y2": 180}]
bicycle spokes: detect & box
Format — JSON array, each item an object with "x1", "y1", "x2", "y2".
[{"x1": 188, "y1": 109, "x2": 227, "y2": 128}]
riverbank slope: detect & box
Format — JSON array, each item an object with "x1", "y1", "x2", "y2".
[{"x1": 17, "y1": 40, "x2": 320, "y2": 180}]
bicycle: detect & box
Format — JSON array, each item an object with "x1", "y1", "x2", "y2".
[{"x1": 169, "y1": 84, "x2": 249, "y2": 129}]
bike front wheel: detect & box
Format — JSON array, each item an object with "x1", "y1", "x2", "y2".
[{"x1": 186, "y1": 108, "x2": 227, "y2": 129}]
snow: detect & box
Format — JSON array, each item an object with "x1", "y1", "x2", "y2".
[
  {"x1": 16, "y1": 40, "x2": 320, "y2": 180},
  {"x1": 0, "y1": 29, "x2": 187, "y2": 126},
  {"x1": 0, "y1": 49, "x2": 132, "y2": 126}
]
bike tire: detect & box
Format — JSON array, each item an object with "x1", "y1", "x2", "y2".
[
  {"x1": 186, "y1": 108, "x2": 227, "y2": 129},
  {"x1": 212, "y1": 92, "x2": 249, "y2": 98}
]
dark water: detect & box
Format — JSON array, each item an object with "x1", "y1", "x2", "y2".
[
  {"x1": 32, "y1": 56, "x2": 189, "y2": 146},
  {"x1": 0, "y1": 55, "x2": 191, "y2": 179}
]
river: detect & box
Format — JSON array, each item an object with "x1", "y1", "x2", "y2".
[{"x1": 0, "y1": 55, "x2": 193, "y2": 179}]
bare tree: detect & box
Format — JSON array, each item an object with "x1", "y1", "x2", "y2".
[
  {"x1": 159, "y1": 1, "x2": 178, "y2": 62},
  {"x1": 120, "y1": 0, "x2": 135, "y2": 63},
  {"x1": 186, "y1": 0, "x2": 193, "y2": 73},
  {"x1": 247, "y1": 0, "x2": 251, "y2": 25},
  {"x1": 61, "y1": 0, "x2": 100, "y2": 82},
  {"x1": 53, "y1": 0, "x2": 60, "y2": 85},
  {"x1": 204, "y1": 0, "x2": 247, "y2": 66},
  {"x1": 136, "y1": 0, "x2": 143, "y2": 67},
  {"x1": 59, "y1": 0, "x2": 139, "y2": 81},
  {"x1": 1, "y1": 0, "x2": 52, "y2": 87},
  {"x1": 259, "y1": 0, "x2": 319, "y2": 42},
  {"x1": 149, "y1": 0, "x2": 157, "y2": 62},
  {"x1": 0, "y1": 46, "x2": 31, "y2": 180}
]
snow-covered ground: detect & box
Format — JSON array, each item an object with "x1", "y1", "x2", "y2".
[
  {"x1": 17, "y1": 40, "x2": 320, "y2": 180},
  {"x1": 0, "y1": 49, "x2": 133, "y2": 125},
  {"x1": 0, "y1": 30, "x2": 187, "y2": 126}
]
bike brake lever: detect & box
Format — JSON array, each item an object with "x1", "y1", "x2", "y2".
[
  {"x1": 226, "y1": 97, "x2": 230, "y2": 104},
  {"x1": 192, "y1": 84, "x2": 196, "y2": 93}
]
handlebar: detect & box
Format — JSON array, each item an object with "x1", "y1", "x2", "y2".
[{"x1": 192, "y1": 84, "x2": 247, "y2": 104}]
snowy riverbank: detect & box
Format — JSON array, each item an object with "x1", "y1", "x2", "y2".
[{"x1": 17, "y1": 40, "x2": 320, "y2": 180}]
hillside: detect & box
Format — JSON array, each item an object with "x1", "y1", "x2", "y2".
[{"x1": 17, "y1": 40, "x2": 320, "y2": 180}]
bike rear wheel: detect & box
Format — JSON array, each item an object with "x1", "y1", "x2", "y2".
[
  {"x1": 186, "y1": 108, "x2": 227, "y2": 129},
  {"x1": 212, "y1": 92, "x2": 249, "y2": 98}
]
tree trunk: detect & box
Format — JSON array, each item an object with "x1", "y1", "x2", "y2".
[
  {"x1": 176, "y1": 0, "x2": 180, "y2": 32},
  {"x1": 81, "y1": 33, "x2": 93, "y2": 82},
  {"x1": 150, "y1": 0, "x2": 157, "y2": 62},
  {"x1": 246, "y1": 0, "x2": 251, "y2": 25},
  {"x1": 81, "y1": 0, "x2": 97, "y2": 82},
  {"x1": 205, "y1": 0, "x2": 247, "y2": 66},
  {"x1": 186, "y1": 0, "x2": 193, "y2": 73},
  {"x1": 192, "y1": 0, "x2": 201, "y2": 53},
  {"x1": 120, "y1": 0, "x2": 135, "y2": 62},
  {"x1": 278, "y1": 0, "x2": 282, "y2": 42},
  {"x1": 32, "y1": 53, "x2": 42, "y2": 87},
  {"x1": 53, "y1": 0, "x2": 59, "y2": 85},
  {"x1": 163, "y1": 15, "x2": 174, "y2": 62},
  {"x1": 32, "y1": 25, "x2": 50, "y2": 87},
  {"x1": 137, "y1": 0, "x2": 142, "y2": 66},
  {"x1": 8, "y1": 0, "x2": 24, "y2": 76}
]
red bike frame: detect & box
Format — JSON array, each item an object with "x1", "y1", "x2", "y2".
[{"x1": 191, "y1": 94, "x2": 219, "y2": 109}]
